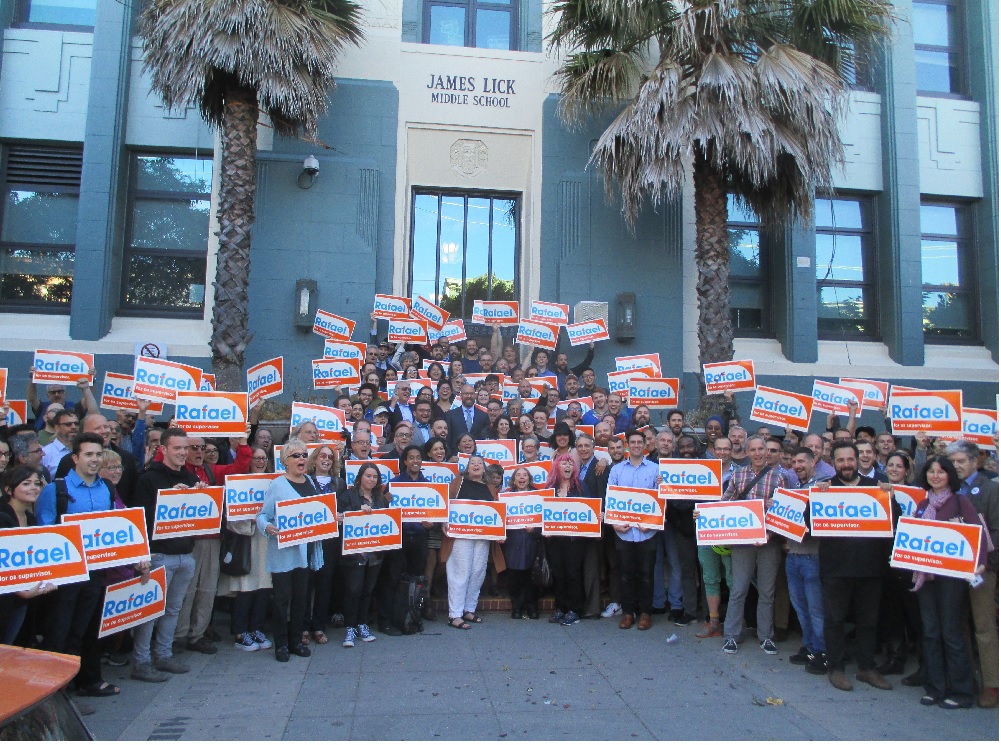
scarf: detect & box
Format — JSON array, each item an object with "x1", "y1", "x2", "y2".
[{"x1": 910, "y1": 488, "x2": 954, "y2": 592}]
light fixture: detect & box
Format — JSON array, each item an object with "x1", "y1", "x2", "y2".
[
  {"x1": 297, "y1": 155, "x2": 319, "y2": 189},
  {"x1": 294, "y1": 279, "x2": 317, "y2": 328},
  {"x1": 615, "y1": 292, "x2": 636, "y2": 342}
]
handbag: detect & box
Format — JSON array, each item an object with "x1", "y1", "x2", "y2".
[
  {"x1": 219, "y1": 529, "x2": 252, "y2": 577},
  {"x1": 531, "y1": 541, "x2": 552, "y2": 589}
]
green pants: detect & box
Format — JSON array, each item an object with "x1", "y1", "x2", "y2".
[{"x1": 697, "y1": 545, "x2": 733, "y2": 596}]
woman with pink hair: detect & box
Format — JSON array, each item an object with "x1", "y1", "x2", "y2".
[{"x1": 544, "y1": 452, "x2": 591, "y2": 626}]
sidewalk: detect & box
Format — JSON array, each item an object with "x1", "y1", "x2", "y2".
[{"x1": 84, "y1": 613, "x2": 998, "y2": 741}]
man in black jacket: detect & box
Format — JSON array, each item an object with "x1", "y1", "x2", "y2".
[
  {"x1": 444, "y1": 384, "x2": 490, "y2": 452},
  {"x1": 130, "y1": 428, "x2": 205, "y2": 683},
  {"x1": 577, "y1": 434, "x2": 610, "y2": 618}
]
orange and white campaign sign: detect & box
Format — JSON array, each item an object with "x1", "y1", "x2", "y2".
[
  {"x1": 628, "y1": 377, "x2": 680, "y2": 408},
  {"x1": 703, "y1": 360, "x2": 756, "y2": 394},
  {"x1": 657, "y1": 459, "x2": 724, "y2": 499},
  {"x1": 447, "y1": 500, "x2": 507, "y2": 540},
  {"x1": 812, "y1": 379, "x2": 866, "y2": 416},
  {"x1": 892, "y1": 484, "x2": 926, "y2": 519},
  {"x1": 312, "y1": 358, "x2": 361, "y2": 389},
  {"x1": 499, "y1": 489, "x2": 552, "y2": 529},
  {"x1": 247, "y1": 357, "x2": 283, "y2": 407},
  {"x1": 387, "y1": 317, "x2": 428, "y2": 344},
  {"x1": 410, "y1": 295, "x2": 449, "y2": 330},
  {"x1": 529, "y1": 301, "x2": 570, "y2": 326},
  {"x1": 888, "y1": 387, "x2": 963, "y2": 435},
  {"x1": 224, "y1": 473, "x2": 280, "y2": 521},
  {"x1": 323, "y1": 340, "x2": 367, "y2": 362},
  {"x1": 566, "y1": 318, "x2": 609, "y2": 346},
  {"x1": 61, "y1": 507, "x2": 150, "y2": 571},
  {"x1": 890, "y1": 517, "x2": 983, "y2": 581},
  {"x1": 0, "y1": 524, "x2": 89, "y2": 594},
  {"x1": 542, "y1": 497, "x2": 602, "y2": 538},
  {"x1": 616, "y1": 353, "x2": 663, "y2": 376},
  {"x1": 313, "y1": 309, "x2": 355, "y2": 340},
  {"x1": 839, "y1": 378, "x2": 889, "y2": 411},
  {"x1": 3, "y1": 400, "x2": 28, "y2": 427},
  {"x1": 0, "y1": 367, "x2": 6, "y2": 406},
  {"x1": 133, "y1": 356, "x2": 202, "y2": 404},
  {"x1": 604, "y1": 486, "x2": 666, "y2": 530},
  {"x1": 421, "y1": 461, "x2": 460, "y2": 486},
  {"x1": 557, "y1": 397, "x2": 594, "y2": 416},
  {"x1": 290, "y1": 401, "x2": 345, "y2": 442},
  {"x1": 200, "y1": 374, "x2": 216, "y2": 391},
  {"x1": 388, "y1": 483, "x2": 449, "y2": 523},
  {"x1": 475, "y1": 439, "x2": 518, "y2": 465},
  {"x1": 175, "y1": 391, "x2": 249, "y2": 437},
  {"x1": 607, "y1": 366, "x2": 656, "y2": 401},
  {"x1": 471, "y1": 300, "x2": 519, "y2": 326},
  {"x1": 275, "y1": 493, "x2": 339, "y2": 547},
  {"x1": 373, "y1": 294, "x2": 411, "y2": 320},
  {"x1": 808, "y1": 486, "x2": 894, "y2": 538},
  {"x1": 345, "y1": 459, "x2": 400, "y2": 489},
  {"x1": 764, "y1": 489, "x2": 810, "y2": 543},
  {"x1": 521, "y1": 376, "x2": 559, "y2": 398},
  {"x1": 32, "y1": 349, "x2": 94, "y2": 385},
  {"x1": 955, "y1": 408, "x2": 998, "y2": 449},
  {"x1": 695, "y1": 500, "x2": 767, "y2": 546},
  {"x1": 750, "y1": 386, "x2": 813, "y2": 430},
  {"x1": 342, "y1": 508, "x2": 403, "y2": 555},
  {"x1": 98, "y1": 566, "x2": 167, "y2": 638},
  {"x1": 99, "y1": 372, "x2": 165, "y2": 414},
  {"x1": 504, "y1": 462, "x2": 550, "y2": 489},
  {"x1": 432, "y1": 319, "x2": 467, "y2": 343},
  {"x1": 516, "y1": 319, "x2": 560, "y2": 350},
  {"x1": 152, "y1": 487, "x2": 224, "y2": 540}
]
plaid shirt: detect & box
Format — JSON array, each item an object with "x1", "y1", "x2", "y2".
[{"x1": 722, "y1": 465, "x2": 784, "y2": 502}]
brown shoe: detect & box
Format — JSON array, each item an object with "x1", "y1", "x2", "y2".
[
  {"x1": 856, "y1": 669, "x2": 892, "y2": 690},
  {"x1": 695, "y1": 620, "x2": 722, "y2": 638},
  {"x1": 978, "y1": 687, "x2": 999, "y2": 709},
  {"x1": 619, "y1": 614, "x2": 635, "y2": 630},
  {"x1": 828, "y1": 669, "x2": 853, "y2": 691},
  {"x1": 637, "y1": 613, "x2": 652, "y2": 631}
]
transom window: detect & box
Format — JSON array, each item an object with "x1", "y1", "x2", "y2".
[
  {"x1": 16, "y1": 0, "x2": 96, "y2": 29},
  {"x1": 425, "y1": 1, "x2": 519, "y2": 50},
  {"x1": 727, "y1": 195, "x2": 769, "y2": 336},
  {"x1": 920, "y1": 202, "x2": 976, "y2": 340},
  {"x1": 912, "y1": 0, "x2": 964, "y2": 95},
  {"x1": 815, "y1": 197, "x2": 877, "y2": 338}
]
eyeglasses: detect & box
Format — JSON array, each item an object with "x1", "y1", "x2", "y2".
[
  {"x1": 102, "y1": 465, "x2": 124, "y2": 472},
  {"x1": 48, "y1": 389, "x2": 66, "y2": 395},
  {"x1": 59, "y1": 421, "x2": 79, "y2": 427},
  {"x1": 287, "y1": 452, "x2": 309, "y2": 459},
  {"x1": 0, "y1": 451, "x2": 10, "y2": 459},
  {"x1": 188, "y1": 445, "x2": 205, "y2": 451},
  {"x1": 251, "y1": 456, "x2": 268, "y2": 462}
]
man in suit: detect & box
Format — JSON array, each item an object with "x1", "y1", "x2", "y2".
[
  {"x1": 444, "y1": 384, "x2": 490, "y2": 453},
  {"x1": 577, "y1": 433, "x2": 611, "y2": 618},
  {"x1": 386, "y1": 381, "x2": 415, "y2": 430},
  {"x1": 411, "y1": 400, "x2": 434, "y2": 448}
]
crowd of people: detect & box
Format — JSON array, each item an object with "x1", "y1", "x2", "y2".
[{"x1": 1, "y1": 319, "x2": 997, "y2": 713}]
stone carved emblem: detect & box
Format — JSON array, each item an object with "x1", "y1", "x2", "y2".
[{"x1": 450, "y1": 139, "x2": 488, "y2": 178}]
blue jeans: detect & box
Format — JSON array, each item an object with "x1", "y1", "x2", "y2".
[
  {"x1": 786, "y1": 553, "x2": 825, "y2": 653},
  {"x1": 132, "y1": 553, "x2": 195, "y2": 666},
  {"x1": 652, "y1": 528, "x2": 683, "y2": 610}
]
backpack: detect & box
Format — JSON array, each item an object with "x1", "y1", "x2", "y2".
[{"x1": 392, "y1": 574, "x2": 428, "y2": 635}]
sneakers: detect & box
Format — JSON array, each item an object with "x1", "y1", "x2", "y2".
[
  {"x1": 673, "y1": 612, "x2": 696, "y2": 627},
  {"x1": 560, "y1": 611, "x2": 581, "y2": 626},
  {"x1": 760, "y1": 638, "x2": 779, "y2": 655},
  {"x1": 290, "y1": 642, "x2": 311, "y2": 658},
  {"x1": 342, "y1": 627, "x2": 357, "y2": 648},
  {"x1": 131, "y1": 662, "x2": 169, "y2": 683},
  {"x1": 275, "y1": 646, "x2": 290, "y2": 662},
  {"x1": 806, "y1": 652, "x2": 828, "y2": 675},
  {"x1": 186, "y1": 637, "x2": 218, "y2": 655},
  {"x1": 252, "y1": 630, "x2": 273, "y2": 650},
  {"x1": 696, "y1": 620, "x2": 722, "y2": 638},
  {"x1": 153, "y1": 656, "x2": 190, "y2": 674},
  {"x1": 234, "y1": 633, "x2": 261, "y2": 652},
  {"x1": 790, "y1": 646, "x2": 811, "y2": 665},
  {"x1": 357, "y1": 624, "x2": 376, "y2": 642},
  {"x1": 548, "y1": 610, "x2": 564, "y2": 624},
  {"x1": 600, "y1": 602, "x2": 622, "y2": 618},
  {"x1": 722, "y1": 638, "x2": 738, "y2": 654}
]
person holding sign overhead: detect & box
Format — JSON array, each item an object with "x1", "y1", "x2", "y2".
[{"x1": 443, "y1": 455, "x2": 494, "y2": 630}]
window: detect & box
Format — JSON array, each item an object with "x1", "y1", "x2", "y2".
[
  {"x1": 0, "y1": 145, "x2": 82, "y2": 310},
  {"x1": 727, "y1": 196, "x2": 769, "y2": 335},
  {"x1": 815, "y1": 197, "x2": 877, "y2": 337},
  {"x1": 912, "y1": 0, "x2": 964, "y2": 95},
  {"x1": 410, "y1": 190, "x2": 518, "y2": 319},
  {"x1": 920, "y1": 202, "x2": 976, "y2": 340},
  {"x1": 425, "y1": 1, "x2": 519, "y2": 50},
  {"x1": 121, "y1": 154, "x2": 213, "y2": 315},
  {"x1": 16, "y1": 0, "x2": 96, "y2": 29}
]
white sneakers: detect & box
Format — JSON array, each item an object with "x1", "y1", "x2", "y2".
[{"x1": 600, "y1": 602, "x2": 623, "y2": 618}]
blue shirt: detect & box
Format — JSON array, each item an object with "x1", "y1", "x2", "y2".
[
  {"x1": 37, "y1": 469, "x2": 113, "y2": 525},
  {"x1": 607, "y1": 457, "x2": 660, "y2": 542}
]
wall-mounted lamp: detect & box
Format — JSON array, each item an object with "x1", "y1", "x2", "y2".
[
  {"x1": 297, "y1": 155, "x2": 320, "y2": 189},
  {"x1": 615, "y1": 292, "x2": 636, "y2": 342},
  {"x1": 294, "y1": 278, "x2": 317, "y2": 329}
]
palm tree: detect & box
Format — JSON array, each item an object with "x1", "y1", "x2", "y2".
[
  {"x1": 141, "y1": 0, "x2": 364, "y2": 390},
  {"x1": 549, "y1": 0, "x2": 893, "y2": 408}
]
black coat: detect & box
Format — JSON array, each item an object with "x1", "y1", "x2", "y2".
[
  {"x1": 444, "y1": 407, "x2": 491, "y2": 453},
  {"x1": 133, "y1": 461, "x2": 199, "y2": 556}
]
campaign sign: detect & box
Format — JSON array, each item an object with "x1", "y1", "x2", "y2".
[
  {"x1": 372, "y1": 294, "x2": 411, "y2": 320},
  {"x1": 133, "y1": 356, "x2": 202, "y2": 404},
  {"x1": 471, "y1": 300, "x2": 519, "y2": 326},
  {"x1": 387, "y1": 318, "x2": 428, "y2": 344},
  {"x1": 100, "y1": 372, "x2": 164, "y2": 415},
  {"x1": 312, "y1": 358, "x2": 361, "y2": 389},
  {"x1": 434, "y1": 319, "x2": 467, "y2": 343},
  {"x1": 61, "y1": 508, "x2": 150, "y2": 570},
  {"x1": 447, "y1": 500, "x2": 507, "y2": 540},
  {"x1": 476, "y1": 439, "x2": 518, "y2": 465},
  {"x1": 890, "y1": 517, "x2": 982, "y2": 581},
  {"x1": 345, "y1": 459, "x2": 400, "y2": 489},
  {"x1": 247, "y1": 357, "x2": 283, "y2": 407},
  {"x1": 516, "y1": 319, "x2": 560, "y2": 350},
  {"x1": 421, "y1": 461, "x2": 460, "y2": 486},
  {"x1": 892, "y1": 484, "x2": 926, "y2": 518},
  {"x1": 529, "y1": 301, "x2": 570, "y2": 326},
  {"x1": 312, "y1": 309, "x2": 355, "y2": 340},
  {"x1": 98, "y1": 565, "x2": 167, "y2": 638},
  {"x1": 388, "y1": 483, "x2": 449, "y2": 523},
  {"x1": 764, "y1": 489, "x2": 810, "y2": 543},
  {"x1": 812, "y1": 379, "x2": 866, "y2": 416},
  {"x1": 322, "y1": 341, "x2": 365, "y2": 364},
  {"x1": 808, "y1": 487, "x2": 894, "y2": 538},
  {"x1": 958, "y1": 408, "x2": 998, "y2": 449},
  {"x1": 521, "y1": 376, "x2": 559, "y2": 398},
  {"x1": 703, "y1": 360, "x2": 756, "y2": 394},
  {"x1": 3, "y1": 400, "x2": 28, "y2": 427},
  {"x1": 604, "y1": 486, "x2": 666, "y2": 530},
  {"x1": 152, "y1": 487, "x2": 224, "y2": 539},
  {"x1": 503, "y1": 462, "x2": 550, "y2": 489},
  {"x1": 200, "y1": 374, "x2": 216, "y2": 392},
  {"x1": 542, "y1": 497, "x2": 602, "y2": 538},
  {"x1": 750, "y1": 386, "x2": 813, "y2": 430},
  {"x1": 566, "y1": 318, "x2": 609, "y2": 346},
  {"x1": 888, "y1": 388, "x2": 963, "y2": 435},
  {"x1": 341, "y1": 508, "x2": 404, "y2": 555},
  {"x1": 657, "y1": 459, "x2": 724, "y2": 499},
  {"x1": 224, "y1": 473, "x2": 280, "y2": 521},
  {"x1": 499, "y1": 489, "x2": 552, "y2": 529},
  {"x1": 695, "y1": 500, "x2": 767, "y2": 546},
  {"x1": 607, "y1": 366, "x2": 656, "y2": 400},
  {"x1": 32, "y1": 349, "x2": 94, "y2": 385},
  {"x1": 615, "y1": 353, "x2": 663, "y2": 377},
  {"x1": 628, "y1": 377, "x2": 680, "y2": 409},
  {"x1": 175, "y1": 391, "x2": 249, "y2": 437},
  {"x1": 0, "y1": 367, "x2": 6, "y2": 406},
  {"x1": 410, "y1": 295, "x2": 449, "y2": 330},
  {"x1": 839, "y1": 378, "x2": 889, "y2": 411},
  {"x1": 0, "y1": 524, "x2": 89, "y2": 594},
  {"x1": 557, "y1": 397, "x2": 594, "y2": 417},
  {"x1": 275, "y1": 493, "x2": 339, "y2": 547},
  {"x1": 290, "y1": 401, "x2": 346, "y2": 443}
]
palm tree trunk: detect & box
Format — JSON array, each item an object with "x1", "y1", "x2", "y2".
[{"x1": 211, "y1": 85, "x2": 258, "y2": 391}]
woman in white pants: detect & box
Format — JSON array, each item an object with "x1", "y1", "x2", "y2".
[{"x1": 444, "y1": 456, "x2": 494, "y2": 629}]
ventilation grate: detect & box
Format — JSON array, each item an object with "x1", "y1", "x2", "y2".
[
  {"x1": 6, "y1": 145, "x2": 84, "y2": 188},
  {"x1": 574, "y1": 301, "x2": 608, "y2": 325}
]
